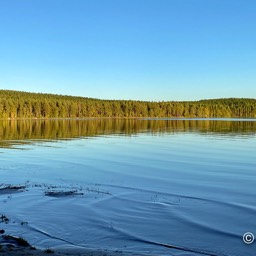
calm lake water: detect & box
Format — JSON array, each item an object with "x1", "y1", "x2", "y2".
[{"x1": 0, "y1": 119, "x2": 256, "y2": 256}]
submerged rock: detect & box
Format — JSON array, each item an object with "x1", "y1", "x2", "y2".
[
  {"x1": 0, "y1": 185, "x2": 26, "y2": 194},
  {"x1": 45, "y1": 190, "x2": 84, "y2": 197}
]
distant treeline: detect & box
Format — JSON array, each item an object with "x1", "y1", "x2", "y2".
[{"x1": 0, "y1": 90, "x2": 256, "y2": 118}]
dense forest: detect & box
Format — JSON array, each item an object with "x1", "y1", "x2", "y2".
[{"x1": 0, "y1": 90, "x2": 256, "y2": 118}]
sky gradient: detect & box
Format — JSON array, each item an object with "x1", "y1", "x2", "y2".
[{"x1": 0, "y1": 0, "x2": 255, "y2": 101}]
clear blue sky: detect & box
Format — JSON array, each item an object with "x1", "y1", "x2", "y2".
[{"x1": 0, "y1": 0, "x2": 255, "y2": 101}]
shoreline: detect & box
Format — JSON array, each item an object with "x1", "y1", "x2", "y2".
[
  {"x1": 0, "y1": 117, "x2": 256, "y2": 121},
  {"x1": 0, "y1": 185, "x2": 145, "y2": 256},
  {"x1": 0, "y1": 247, "x2": 142, "y2": 256},
  {"x1": 0, "y1": 235, "x2": 144, "y2": 256}
]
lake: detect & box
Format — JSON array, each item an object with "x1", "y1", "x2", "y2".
[{"x1": 0, "y1": 118, "x2": 256, "y2": 255}]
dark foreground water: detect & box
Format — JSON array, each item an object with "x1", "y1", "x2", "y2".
[{"x1": 0, "y1": 119, "x2": 256, "y2": 256}]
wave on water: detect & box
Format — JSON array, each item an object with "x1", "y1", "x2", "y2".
[{"x1": 1, "y1": 181, "x2": 255, "y2": 256}]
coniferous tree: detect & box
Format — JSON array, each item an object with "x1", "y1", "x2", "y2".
[{"x1": 0, "y1": 90, "x2": 255, "y2": 119}]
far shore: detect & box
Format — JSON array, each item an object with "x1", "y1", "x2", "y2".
[{"x1": 0, "y1": 117, "x2": 256, "y2": 121}]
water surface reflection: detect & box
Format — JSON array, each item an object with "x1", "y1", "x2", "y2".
[{"x1": 0, "y1": 118, "x2": 255, "y2": 148}]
